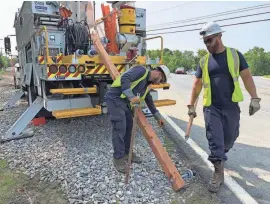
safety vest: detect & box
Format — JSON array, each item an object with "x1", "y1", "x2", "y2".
[
  {"x1": 111, "y1": 68, "x2": 151, "y2": 106},
  {"x1": 200, "y1": 47, "x2": 244, "y2": 107}
]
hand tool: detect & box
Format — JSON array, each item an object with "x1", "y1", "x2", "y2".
[
  {"x1": 185, "y1": 97, "x2": 199, "y2": 141},
  {"x1": 125, "y1": 93, "x2": 140, "y2": 184}
]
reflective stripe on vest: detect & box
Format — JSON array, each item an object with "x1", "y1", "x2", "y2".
[
  {"x1": 111, "y1": 68, "x2": 150, "y2": 100},
  {"x1": 201, "y1": 47, "x2": 244, "y2": 107}
]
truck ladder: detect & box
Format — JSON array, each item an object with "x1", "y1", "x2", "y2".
[{"x1": 91, "y1": 31, "x2": 185, "y2": 191}]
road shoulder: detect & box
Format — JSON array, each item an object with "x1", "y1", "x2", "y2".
[{"x1": 160, "y1": 111, "x2": 258, "y2": 204}]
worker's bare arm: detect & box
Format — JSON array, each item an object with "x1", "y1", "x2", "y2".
[
  {"x1": 240, "y1": 69, "x2": 258, "y2": 98},
  {"x1": 189, "y1": 77, "x2": 202, "y2": 105}
]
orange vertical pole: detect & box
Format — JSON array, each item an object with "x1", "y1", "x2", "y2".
[{"x1": 101, "y1": 4, "x2": 119, "y2": 54}]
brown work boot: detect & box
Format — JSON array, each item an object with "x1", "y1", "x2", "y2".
[
  {"x1": 113, "y1": 157, "x2": 127, "y2": 173},
  {"x1": 125, "y1": 152, "x2": 142, "y2": 164},
  {"x1": 208, "y1": 160, "x2": 225, "y2": 193}
]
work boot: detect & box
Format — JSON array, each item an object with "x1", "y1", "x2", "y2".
[
  {"x1": 113, "y1": 157, "x2": 127, "y2": 173},
  {"x1": 125, "y1": 152, "x2": 142, "y2": 164},
  {"x1": 208, "y1": 160, "x2": 225, "y2": 193}
]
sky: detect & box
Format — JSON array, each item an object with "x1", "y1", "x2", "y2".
[{"x1": 0, "y1": 0, "x2": 269, "y2": 56}]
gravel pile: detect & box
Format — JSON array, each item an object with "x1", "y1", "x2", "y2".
[{"x1": 0, "y1": 76, "x2": 188, "y2": 204}]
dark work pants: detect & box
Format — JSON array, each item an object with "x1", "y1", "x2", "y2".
[
  {"x1": 203, "y1": 105, "x2": 240, "y2": 163},
  {"x1": 106, "y1": 98, "x2": 133, "y2": 159}
]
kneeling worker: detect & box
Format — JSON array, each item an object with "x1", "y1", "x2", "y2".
[{"x1": 105, "y1": 65, "x2": 170, "y2": 173}]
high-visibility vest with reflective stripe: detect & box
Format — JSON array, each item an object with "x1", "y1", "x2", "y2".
[
  {"x1": 111, "y1": 68, "x2": 150, "y2": 104},
  {"x1": 200, "y1": 47, "x2": 244, "y2": 107}
]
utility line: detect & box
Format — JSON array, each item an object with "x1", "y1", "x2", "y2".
[
  {"x1": 148, "y1": 3, "x2": 270, "y2": 28},
  {"x1": 147, "y1": 11, "x2": 270, "y2": 32},
  {"x1": 149, "y1": 2, "x2": 195, "y2": 15},
  {"x1": 147, "y1": 18, "x2": 270, "y2": 36}
]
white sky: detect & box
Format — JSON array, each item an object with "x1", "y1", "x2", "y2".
[{"x1": 1, "y1": 0, "x2": 269, "y2": 56}]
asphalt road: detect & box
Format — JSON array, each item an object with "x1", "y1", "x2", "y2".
[{"x1": 158, "y1": 74, "x2": 270, "y2": 204}]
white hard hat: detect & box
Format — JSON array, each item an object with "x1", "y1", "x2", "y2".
[
  {"x1": 157, "y1": 65, "x2": 170, "y2": 83},
  {"x1": 199, "y1": 22, "x2": 224, "y2": 38},
  {"x1": 14, "y1": 63, "x2": 19, "y2": 68}
]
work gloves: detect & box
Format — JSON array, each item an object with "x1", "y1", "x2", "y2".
[
  {"x1": 123, "y1": 89, "x2": 140, "y2": 106},
  {"x1": 154, "y1": 112, "x2": 165, "y2": 127},
  {"x1": 129, "y1": 96, "x2": 140, "y2": 107},
  {"x1": 249, "y1": 98, "x2": 261, "y2": 116},
  {"x1": 187, "y1": 105, "x2": 197, "y2": 118}
]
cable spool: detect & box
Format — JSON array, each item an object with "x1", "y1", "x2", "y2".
[{"x1": 119, "y1": 5, "x2": 136, "y2": 34}]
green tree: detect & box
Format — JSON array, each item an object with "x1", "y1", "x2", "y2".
[
  {"x1": 0, "y1": 55, "x2": 9, "y2": 69},
  {"x1": 146, "y1": 47, "x2": 270, "y2": 75},
  {"x1": 194, "y1": 49, "x2": 208, "y2": 66},
  {"x1": 197, "y1": 49, "x2": 208, "y2": 58},
  {"x1": 244, "y1": 47, "x2": 270, "y2": 76}
]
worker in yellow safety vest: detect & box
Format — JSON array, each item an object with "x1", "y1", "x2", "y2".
[
  {"x1": 104, "y1": 65, "x2": 170, "y2": 173},
  {"x1": 187, "y1": 22, "x2": 261, "y2": 193}
]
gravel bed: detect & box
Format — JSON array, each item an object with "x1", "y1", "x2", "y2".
[{"x1": 0, "y1": 76, "x2": 189, "y2": 204}]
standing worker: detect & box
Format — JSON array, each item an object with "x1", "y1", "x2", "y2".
[
  {"x1": 187, "y1": 22, "x2": 261, "y2": 192},
  {"x1": 105, "y1": 65, "x2": 170, "y2": 173}
]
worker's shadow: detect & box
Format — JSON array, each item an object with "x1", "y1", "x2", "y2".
[{"x1": 164, "y1": 116, "x2": 270, "y2": 204}]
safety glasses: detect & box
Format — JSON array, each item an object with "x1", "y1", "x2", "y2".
[
  {"x1": 204, "y1": 34, "x2": 219, "y2": 44},
  {"x1": 160, "y1": 72, "x2": 166, "y2": 83}
]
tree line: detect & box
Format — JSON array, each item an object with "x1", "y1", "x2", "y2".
[
  {"x1": 1, "y1": 47, "x2": 269, "y2": 76},
  {"x1": 0, "y1": 54, "x2": 10, "y2": 69},
  {"x1": 146, "y1": 46, "x2": 270, "y2": 76}
]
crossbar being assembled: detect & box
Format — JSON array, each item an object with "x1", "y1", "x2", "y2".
[{"x1": 91, "y1": 31, "x2": 185, "y2": 191}]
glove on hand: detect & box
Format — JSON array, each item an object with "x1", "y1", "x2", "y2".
[
  {"x1": 130, "y1": 96, "x2": 140, "y2": 105},
  {"x1": 187, "y1": 105, "x2": 197, "y2": 118},
  {"x1": 249, "y1": 98, "x2": 261, "y2": 116},
  {"x1": 153, "y1": 112, "x2": 165, "y2": 127}
]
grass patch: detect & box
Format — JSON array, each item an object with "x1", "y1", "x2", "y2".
[
  {"x1": 0, "y1": 159, "x2": 7, "y2": 168},
  {"x1": 0, "y1": 69, "x2": 4, "y2": 80},
  {"x1": 264, "y1": 75, "x2": 270, "y2": 78},
  {"x1": 0, "y1": 159, "x2": 68, "y2": 204},
  {"x1": 0, "y1": 169, "x2": 20, "y2": 203},
  {"x1": 0, "y1": 159, "x2": 24, "y2": 203}
]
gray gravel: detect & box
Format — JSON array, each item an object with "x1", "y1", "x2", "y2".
[{"x1": 0, "y1": 75, "x2": 190, "y2": 204}]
